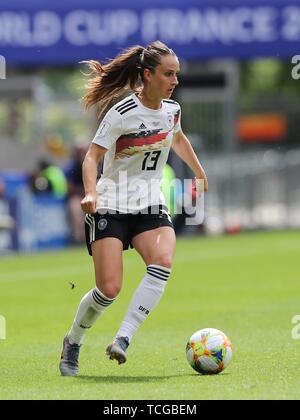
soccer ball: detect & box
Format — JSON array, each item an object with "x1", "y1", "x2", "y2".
[{"x1": 186, "y1": 328, "x2": 232, "y2": 375}]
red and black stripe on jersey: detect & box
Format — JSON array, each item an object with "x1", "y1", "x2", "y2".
[{"x1": 115, "y1": 129, "x2": 169, "y2": 156}]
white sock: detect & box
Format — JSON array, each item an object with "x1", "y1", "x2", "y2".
[
  {"x1": 68, "y1": 287, "x2": 115, "y2": 345},
  {"x1": 116, "y1": 265, "x2": 171, "y2": 341}
]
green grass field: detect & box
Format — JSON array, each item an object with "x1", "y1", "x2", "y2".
[{"x1": 1, "y1": 230, "x2": 300, "y2": 400}]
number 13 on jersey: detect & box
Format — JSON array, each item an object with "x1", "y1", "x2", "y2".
[{"x1": 142, "y1": 151, "x2": 162, "y2": 171}]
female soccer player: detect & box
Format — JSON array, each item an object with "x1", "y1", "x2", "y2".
[{"x1": 59, "y1": 41, "x2": 208, "y2": 376}]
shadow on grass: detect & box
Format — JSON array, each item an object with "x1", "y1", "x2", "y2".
[{"x1": 76, "y1": 373, "x2": 229, "y2": 383}]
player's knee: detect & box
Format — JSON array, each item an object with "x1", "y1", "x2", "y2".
[
  {"x1": 99, "y1": 285, "x2": 121, "y2": 299},
  {"x1": 153, "y1": 254, "x2": 173, "y2": 269},
  {"x1": 96, "y1": 277, "x2": 122, "y2": 299}
]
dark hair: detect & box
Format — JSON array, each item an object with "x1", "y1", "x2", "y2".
[{"x1": 81, "y1": 41, "x2": 176, "y2": 115}]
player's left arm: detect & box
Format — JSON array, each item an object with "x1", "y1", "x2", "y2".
[{"x1": 172, "y1": 129, "x2": 208, "y2": 193}]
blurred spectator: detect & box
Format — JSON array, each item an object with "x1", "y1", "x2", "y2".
[
  {"x1": 0, "y1": 178, "x2": 5, "y2": 198},
  {"x1": 64, "y1": 144, "x2": 87, "y2": 244},
  {"x1": 0, "y1": 178, "x2": 14, "y2": 232},
  {"x1": 31, "y1": 159, "x2": 68, "y2": 199}
]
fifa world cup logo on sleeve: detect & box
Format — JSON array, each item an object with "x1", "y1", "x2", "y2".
[
  {"x1": 0, "y1": 315, "x2": 6, "y2": 340},
  {"x1": 0, "y1": 55, "x2": 6, "y2": 80}
]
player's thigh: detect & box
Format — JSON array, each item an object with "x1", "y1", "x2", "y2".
[
  {"x1": 131, "y1": 227, "x2": 176, "y2": 268},
  {"x1": 91, "y1": 237, "x2": 123, "y2": 298}
]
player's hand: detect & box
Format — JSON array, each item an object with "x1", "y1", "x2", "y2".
[
  {"x1": 81, "y1": 192, "x2": 97, "y2": 214},
  {"x1": 192, "y1": 177, "x2": 208, "y2": 197}
]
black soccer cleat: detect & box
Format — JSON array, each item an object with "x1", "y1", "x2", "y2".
[
  {"x1": 59, "y1": 335, "x2": 81, "y2": 377},
  {"x1": 106, "y1": 336, "x2": 130, "y2": 365}
]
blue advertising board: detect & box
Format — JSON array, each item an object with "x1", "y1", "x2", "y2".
[
  {"x1": 16, "y1": 187, "x2": 70, "y2": 252},
  {"x1": 0, "y1": 0, "x2": 300, "y2": 64},
  {"x1": 0, "y1": 172, "x2": 71, "y2": 252}
]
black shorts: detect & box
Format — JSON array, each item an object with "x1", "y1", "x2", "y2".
[{"x1": 85, "y1": 205, "x2": 174, "y2": 256}]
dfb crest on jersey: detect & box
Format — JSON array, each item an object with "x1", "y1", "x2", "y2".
[
  {"x1": 167, "y1": 113, "x2": 173, "y2": 128},
  {"x1": 98, "y1": 218, "x2": 108, "y2": 231}
]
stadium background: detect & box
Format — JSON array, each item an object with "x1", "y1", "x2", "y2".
[{"x1": 1, "y1": 0, "x2": 300, "y2": 400}]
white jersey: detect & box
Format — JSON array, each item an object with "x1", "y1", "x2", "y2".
[{"x1": 92, "y1": 93, "x2": 181, "y2": 213}]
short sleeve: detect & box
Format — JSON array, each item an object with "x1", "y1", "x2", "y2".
[
  {"x1": 173, "y1": 105, "x2": 181, "y2": 134},
  {"x1": 92, "y1": 108, "x2": 122, "y2": 149}
]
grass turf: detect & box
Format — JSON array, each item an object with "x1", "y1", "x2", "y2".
[{"x1": 1, "y1": 230, "x2": 300, "y2": 400}]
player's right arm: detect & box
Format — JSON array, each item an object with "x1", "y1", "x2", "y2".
[
  {"x1": 81, "y1": 105, "x2": 122, "y2": 214},
  {"x1": 81, "y1": 143, "x2": 107, "y2": 214}
]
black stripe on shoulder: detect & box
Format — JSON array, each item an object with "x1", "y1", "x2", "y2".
[
  {"x1": 115, "y1": 98, "x2": 135, "y2": 112},
  {"x1": 163, "y1": 99, "x2": 178, "y2": 105},
  {"x1": 119, "y1": 104, "x2": 138, "y2": 115}
]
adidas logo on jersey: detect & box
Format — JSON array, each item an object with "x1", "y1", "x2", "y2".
[{"x1": 138, "y1": 123, "x2": 147, "y2": 130}]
